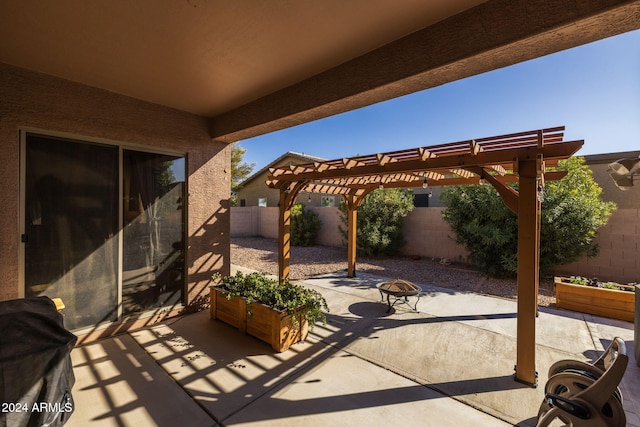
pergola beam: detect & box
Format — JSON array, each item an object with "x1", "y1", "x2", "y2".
[{"x1": 466, "y1": 166, "x2": 520, "y2": 213}]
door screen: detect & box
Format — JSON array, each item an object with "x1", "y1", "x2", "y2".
[{"x1": 24, "y1": 135, "x2": 119, "y2": 330}]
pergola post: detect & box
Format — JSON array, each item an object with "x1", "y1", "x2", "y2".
[
  {"x1": 514, "y1": 158, "x2": 541, "y2": 386},
  {"x1": 278, "y1": 190, "x2": 291, "y2": 283},
  {"x1": 277, "y1": 181, "x2": 308, "y2": 283},
  {"x1": 346, "y1": 195, "x2": 357, "y2": 277}
]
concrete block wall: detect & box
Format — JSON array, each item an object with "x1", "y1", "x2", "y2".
[
  {"x1": 230, "y1": 206, "x2": 259, "y2": 236},
  {"x1": 231, "y1": 206, "x2": 467, "y2": 260},
  {"x1": 555, "y1": 208, "x2": 639, "y2": 283},
  {"x1": 231, "y1": 206, "x2": 343, "y2": 244},
  {"x1": 401, "y1": 208, "x2": 468, "y2": 261},
  {"x1": 233, "y1": 206, "x2": 639, "y2": 283},
  {"x1": 307, "y1": 206, "x2": 344, "y2": 247},
  {"x1": 257, "y1": 207, "x2": 279, "y2": 239}
]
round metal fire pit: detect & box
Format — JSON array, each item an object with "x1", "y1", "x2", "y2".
[{"x1": 376, "y1": 279, "x2": 421, "y2": 313}]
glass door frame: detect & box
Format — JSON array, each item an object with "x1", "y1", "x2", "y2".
[{"x1": 19, "y1": 128, "x2": 187, "y2": 332}]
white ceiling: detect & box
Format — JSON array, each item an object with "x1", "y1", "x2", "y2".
[{"x1": 0, "y1": 0, "x2": 486, "y2": 116}]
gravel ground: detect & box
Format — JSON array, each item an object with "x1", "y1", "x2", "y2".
[{"x1": 231, "y1": 236, "x2": 556, "y2": 307}]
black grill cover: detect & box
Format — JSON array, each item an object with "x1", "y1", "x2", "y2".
[{"x1": 0, "y1": 297, "x2": 77, "y2": 427}]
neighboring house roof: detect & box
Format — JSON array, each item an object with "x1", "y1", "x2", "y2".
[
  {"x1": 583, "y1": 150, "x2": 640, "y2": 165},
  {"x1": 239, "y1": 151, "x2": 326, "y2": 188}
]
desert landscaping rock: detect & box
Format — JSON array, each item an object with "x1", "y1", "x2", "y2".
[{"x1": 231, "y1": 237, "x2": 556, "y2": 307}]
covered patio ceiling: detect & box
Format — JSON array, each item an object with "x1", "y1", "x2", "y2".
[
  {"x1": 1, "y1": 1, "x2": 639, "y2": 142},
  {"x1": 267, "y1": 126, "x2": 584, "y2": 386}
]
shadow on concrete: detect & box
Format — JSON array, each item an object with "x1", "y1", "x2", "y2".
[{"x1": 69, "y1": 266, "x2": 638, "y2": 427}]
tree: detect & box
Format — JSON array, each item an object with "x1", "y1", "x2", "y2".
[
  {"x1": 441, "y1": 156, "x2": 616, "y2": 276},
  {"x1": 339, "y1": 189, "x2": 415, "y2": 256},
  {"x1": 230, "y1": 143, "x2": 255, "y2": 206}
]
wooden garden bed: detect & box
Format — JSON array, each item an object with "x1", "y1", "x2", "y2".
[
  {"x1": 554, "y1": 277, "x2": 635, "y2": 322},
  {"x1": 209, "y1": 286, "x2": 308, "y2": 352}
]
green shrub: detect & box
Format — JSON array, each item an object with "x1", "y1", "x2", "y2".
[
  {"x1": 339, "y1": 188, "x2": 414, "y2": 256},
  {"x1": 441, "y1": 156, "x2": 616, "y2": 277},
  {"x1": 290, "y1": 203, "x2": 321, "y2": 246}
]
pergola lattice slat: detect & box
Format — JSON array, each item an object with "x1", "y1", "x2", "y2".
[{"x1": 268, "y1": 128, "x2": 580, "y2": 188}]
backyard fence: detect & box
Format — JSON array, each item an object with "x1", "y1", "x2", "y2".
[{"x1": 231, "y1": 206, "x2": 640, "y2": 284}]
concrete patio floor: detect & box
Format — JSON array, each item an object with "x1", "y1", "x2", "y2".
[{"x1": 67, "y1": 266, "x2": 639, "y2": 426}]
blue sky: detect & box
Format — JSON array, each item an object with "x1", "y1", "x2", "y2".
[{"x1": 239, "y1": 29, "x2": 640, "y2": 173}]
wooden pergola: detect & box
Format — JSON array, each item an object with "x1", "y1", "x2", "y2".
[{"x1": 267, "y1": 126, "x2": 583, "y2": 386}]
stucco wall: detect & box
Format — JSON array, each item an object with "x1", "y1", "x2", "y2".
[
  {"x1": 237, "y1": 156, "x2": 303, "y2": 207},
  {"x1": 236, "y1": 155, "x2": 337, "y2": 208},
  {"x1": 237, "y1": 170, "x2": 278, "y2": 207},
  {"x1": 0, "y1": 63, "x2": 230, "y2": 312}
]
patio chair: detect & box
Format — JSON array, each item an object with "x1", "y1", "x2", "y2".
[{"x1": 536, "y1": 337, "x2": 628, "y2": 427}]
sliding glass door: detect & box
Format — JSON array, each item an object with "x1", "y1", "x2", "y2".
[
  {"x1": 22, "y1": 133, "x2": 185, "y2": 330},
  {"x1": 122, "y1": 150, "x2": 185, "y2": 316}
]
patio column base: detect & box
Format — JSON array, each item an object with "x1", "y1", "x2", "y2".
[{"x1": 513, "y1": 366, "x2": 538, "y2": 388}]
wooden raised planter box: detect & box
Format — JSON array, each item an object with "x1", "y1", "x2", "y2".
[
  {"x1": 209, "y1": 286, "x2": 309, "y2": 352},
  {"x1": 554, "y1": 277, "x2": 635, "y2": 322}
]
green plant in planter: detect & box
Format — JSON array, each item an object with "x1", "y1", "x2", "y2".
[
  {"x1": 212, "y1": 271, "x2": 329, "y2": 328},
  {"x1": 568, "y1": 276, "x2": 589, "y2": 286},
  {"x1": 565, "y1": 275, "x2": 636, "y2": 292},
  {"x1": 602, "y1": 282, "x2": 636, "y2": 292}
]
